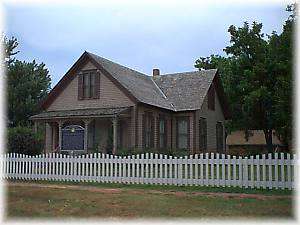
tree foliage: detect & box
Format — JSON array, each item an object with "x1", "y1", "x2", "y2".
[
  {"x1": 7, "y1": 126, "x2": 44, "y2": 155},
  {"x1": 8, "y1": 60, "x2": 51, "y2": 127},
  {"x1": 195, "y1": 4, "x2": 295, "y2": 151},
  {"x1": 3, "y1": 35, "x2": 51, "y2": 127},
  {"x1": 1, "y1": 34, "x2": 19, "y2": 66}
]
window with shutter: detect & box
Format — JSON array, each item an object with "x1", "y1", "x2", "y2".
[
  {"x1": 158, "y1": 116, "x2": 167, "y2": 149},
  {"x1": 78, "y1": 70, "x2": 100, "y2": 100},
  {"x1": 143, "y1": 112, "x2": 154, "y2": 148},
  {"x1": 199, "y1": 118, "x2": 207, "y2": 151},
  {"x1": 78, "y1": 74, "x2": 84, "y2": 100},
  {"x1": 176, "y1": 117, "x2": 189, "y2": 150}
]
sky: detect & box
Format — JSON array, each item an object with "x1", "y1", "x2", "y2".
[{"x1": 3, "y1": 0, "x2": 292, "y2": 87}]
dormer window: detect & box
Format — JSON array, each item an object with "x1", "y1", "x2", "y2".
[{"x1": 78, "y1": 70, "x2": 100, "y2": 100}]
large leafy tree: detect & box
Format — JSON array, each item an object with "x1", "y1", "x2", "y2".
[
  {"x1": 267, "y1": 4, "x2": 294, "y2": 149},
  {"x1": 195, "y1": 5, "x2": 294, "y2": 152},
  {"x1": 3, "y1": 36, "x2": 51, "y2": 127}
]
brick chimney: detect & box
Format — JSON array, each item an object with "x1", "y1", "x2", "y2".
[{"x1": 153, "y1": 68, "x2": 160, "y2": 77}]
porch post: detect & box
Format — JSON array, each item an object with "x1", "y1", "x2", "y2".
[
  {"x1": 112, "y1": 116, "x2": 118, "y2": 155},
  {"x1": 52, "y1": 124, "x2": 56, "y2": 152},
  {"x1": 33, "y1": 121, "x2": 38, "y2": 133},
  {"x1": 58, "y1": 120, "x2": 63, "y2": 152},
  {"x1": 83, "y1": 119, "x2": 91, "y2": 153},
  {"x1": 45, "y1": 122, "x2": 52, "y2": 153}
]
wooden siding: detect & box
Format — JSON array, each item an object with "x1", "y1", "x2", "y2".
[
  {"x1": 196, "y1": 87, "x2": 226, "y2": 153},
  {"x1": 47, "y1": 61, "x2": 134, "y2": 111}
]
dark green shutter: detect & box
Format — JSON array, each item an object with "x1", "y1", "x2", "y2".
[{"x1": 94, "y1": 73, "x2": 100, "y2": 99}]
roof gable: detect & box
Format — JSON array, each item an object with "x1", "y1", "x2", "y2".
[
  {"x1": 41, "y1": 51, "x2": 230, "y2": 118},
  {"x1": 41, "y1": 51, "x2": 138, "y2": 109},
  {"x1": 153, "y1": 70, "x2": 217, "y2": 111}
]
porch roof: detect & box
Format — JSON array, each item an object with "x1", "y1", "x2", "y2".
[{"x1": 30, "y1": 107, "x2": 131, "y2": 120}]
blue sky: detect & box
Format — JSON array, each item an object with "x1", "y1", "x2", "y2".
[{"x1": 3, "y1": 1, "x2": 291, "y2": 87}]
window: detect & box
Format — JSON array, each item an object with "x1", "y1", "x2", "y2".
[
  {"x1": 143, "y1": 113, "x2": 154, "y2": 148},
  {"x1": 78, "y1": 71, "x2": 99, "y2": 99},
  {"x1": 199, "y1": 118, "x2": 207, "y2": 151},
  {"x1": 83, "y1": 72, "x2": 95, "y2": 98},
  {"x1": 159, "y1": 117, "x2": 167, "y2": 149},
  {"x1": 216, "y1": 122, "x2": 224, "y2": 152},
  {"x1": 177, "y1": 117, "x2": 189, "y2": 149},
  {"x1": 208, "y1": 85, "x2": 215, "y2": 110}
]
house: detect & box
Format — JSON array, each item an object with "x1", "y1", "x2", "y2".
[
  {"x1": 30, "y1": 51, "x2": 230, "y2": 155},
  {"x1": 226, "y1": 130, "x2": 285, "y2": 155}
]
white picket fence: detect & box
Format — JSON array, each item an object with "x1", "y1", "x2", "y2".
[{"x1": 0, "y1": 152, "x2": 296, "y2": 190}]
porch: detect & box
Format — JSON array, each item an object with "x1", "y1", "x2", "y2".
[{"x1": 30, "y1": 107, "x2": 132, "y2": 155}]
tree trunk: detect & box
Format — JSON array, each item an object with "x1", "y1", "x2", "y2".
[{"x1": 264, "y1": 129, "x2": 273, "y2": 153}]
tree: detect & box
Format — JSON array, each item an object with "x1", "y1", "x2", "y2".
[
  {"x1": 224, "y1": 21, "x2": 277, "y2": 152},
  {"x1": 195, "y1": 5, "x2": 294, "y2": 152},
  {"x1": 7, "y1": 60, "x2": 51, "y2": 127},
  {"x1": 2, "y1": 35, "x2": 52, "y2": 127},
  {"x1": 1, "y1": 34, "x2": 19, "y2": 66},
  {"x1": 266, "y1": 4, "x2": 295, "y2": 149}
]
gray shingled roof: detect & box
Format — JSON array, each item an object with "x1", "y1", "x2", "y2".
[
  {"x1": 30, "y1": 107, "x2": 130, "y2": 120},
  {"x1": 87, "y1": 52, "x2": 217, "y2": 112},
  {"x1": 153, "y1": 70, "x2": 217, "y2": 111},
  {"x1": 88, "y1": 52, "x2": 175, "y2": 110}
]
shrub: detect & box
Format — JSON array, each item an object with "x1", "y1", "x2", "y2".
[
  {"x1": 116, "y1": 147, "x2": 189, "y2": 157},
  {"x1": 116, "y1": 148, "x2": 144, "y2": 156},
  {"x1": 7, "y1": 126, "x2": 44, "y2": 155}
]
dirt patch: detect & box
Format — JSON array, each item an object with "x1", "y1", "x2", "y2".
[
  {"x1": 7, "y1": 181, "x2": 291, "y2": 201},
  {"x1": 8, "y1": 182, "x2": 122, "y2": 194},
  {"x1": 188, "y1": 192, "x2": 291, "y2": 200}
]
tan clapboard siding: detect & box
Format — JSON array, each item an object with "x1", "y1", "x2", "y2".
[
  {"x1": 197, "y1": 88, "x2": 225, "y2": 153},
  {"x1": 47, "y1": 61, "x2": 135, "y2": 111}
]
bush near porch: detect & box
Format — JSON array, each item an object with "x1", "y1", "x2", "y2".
[
  {"x1": 8, "y1": 126, "x2": 44, "y2": 156},
  {"x1": 114, "y1": 148, "x2": 188, "y2": 157}
]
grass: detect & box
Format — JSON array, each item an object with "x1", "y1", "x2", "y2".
[
  {"x1": 7, "y1": 179, "x2": 293, "y2": 195},
  {"x1": 5, "y1": 180, "x2": 294, "y2": 219}
]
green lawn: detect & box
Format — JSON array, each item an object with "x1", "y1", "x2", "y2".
[{"x1": 5, "y1": 181, "x2": 294, "y2": 219}]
